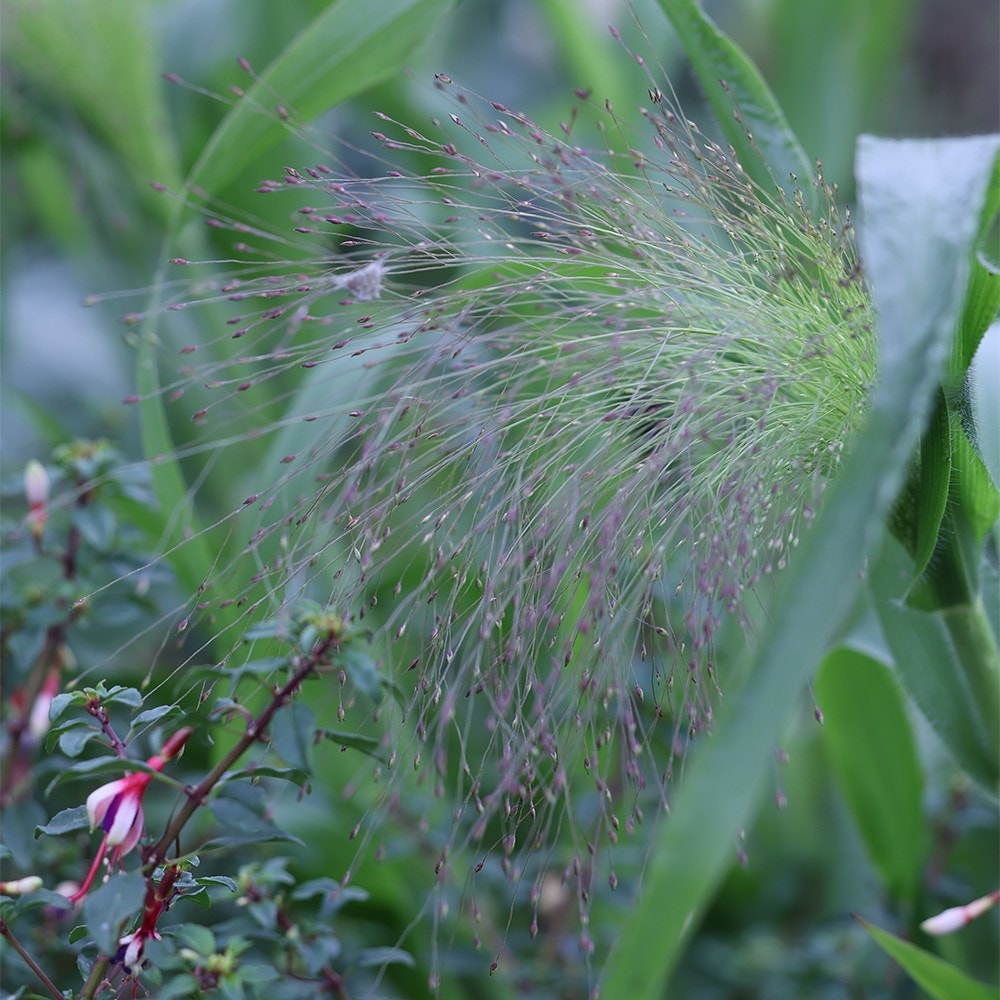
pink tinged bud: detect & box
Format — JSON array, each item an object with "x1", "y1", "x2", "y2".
[
  {"x1": 920, "y1": 890, "x2": 1000, "y2": 935},
  {"x1": 156, "y1": 725, "x2": 193, "y2": 764},
  {"x1": 24, "y1": 460, "x2": 49, "y2": 541},
  {"x1": 0, "y1": 876, "x2": 43, "y2": 895},
  {"x1": 28, "y1": 669, "x2": 60, "y2": 740}
]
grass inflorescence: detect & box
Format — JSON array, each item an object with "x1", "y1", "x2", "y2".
[{"x1": 96, "y1": 66, "x2": 876, "y2": 977}]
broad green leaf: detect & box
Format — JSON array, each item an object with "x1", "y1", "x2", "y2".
[
  {"x1": 84, "y1": 871, "x2": 146, "y2": 954},
  {"x1": 874, "y1": 539, "x2": 997, "y2": 790},
  {"x1": 654, "y1": 0, "x2": 815, "y2": 209},
  {"x1": 951, "y1": 151, "x2": 1000, "y2": 379},
  {"x1": 889, "y1": 392, "x2": 951, "y2": 578},
  {"x1": 949, "y1": 418, "x2": 1000, "y2": 553},
  {"x1": 860, "y1": 919, "x2": 996, "y2": 1000},
  {"x1": 600, "y1": 135, "x2": 1000, "y2": 999},
  {"x1": 815, "y1": 649, "x2": 926, "y2": 900}
]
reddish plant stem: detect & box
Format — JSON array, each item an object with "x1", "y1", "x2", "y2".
[
  {"x1": 145, "y1": 631, "x2": 340, "y2": 869},
  {"x1": 86, "y1": 701, "x2": 129, "y2": 758},
  {"x1": 0, "y1": 918, "x2": 64, "y2": 1000},
  {"x1": 81, "y1": 632, "x2": 341, "y2": 997}
]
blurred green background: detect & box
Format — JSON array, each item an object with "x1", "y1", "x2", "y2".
[
  {"x1": 1, "y1": 2, "x2": 997, "y2": 997},
  {"x1": 2, "y1": 0, "x2": 997, "y2": 470}
]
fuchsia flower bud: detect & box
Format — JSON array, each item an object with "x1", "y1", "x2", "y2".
[
  {"x1": 0, "y1": 876, "x2": 43, "y2": 896},
  {"x1": 920, "y1": 889, "x2": 1000, "y2": 935},
  {"x1": 24, "y1": 460, "x2": 49, "y2": 545},
  {"x1": 28, "y1": 669, "x2": 61, "y2": 742}
]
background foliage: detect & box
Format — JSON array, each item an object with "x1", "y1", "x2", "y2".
[{"x1": 1, "y1": 1, "x2": 998, "y2": 998}]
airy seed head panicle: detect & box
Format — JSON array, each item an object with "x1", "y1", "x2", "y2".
[{"x1": 119, "y1": 70, "x2": 874, "y2": 959}]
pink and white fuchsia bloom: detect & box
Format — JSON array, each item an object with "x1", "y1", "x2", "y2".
[
  {"x1": 85, "y1": 770, "x2": 154, "y2": 855},
  {"x1": 69, "y1": 727, "x2": 192, "y2": 903}
]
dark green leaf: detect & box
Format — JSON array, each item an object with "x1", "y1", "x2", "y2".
[
  {"x1": 198, "y1": 828, "x2": 304, "y2": 851},
  {"x1": 320, "y1": 729, "x2": 386, "y2": 763},
  {"x1": 59, "y1": 725, "x2": 101, "y2": 758},
  {"x1": 949, "y1": 422, "x2": 1000, "y2": 553},
  {"x1": 14, "y1": 889, "x2": 72, "y2": 914},
  {"x1": 72, "y1": 504, "x2": 117, "y2": 551},
  {"x1": 1, "y1": 801, "x2": 46, "y2": 866},
  {"x1": 104, "y1": 686, "x2": 143, "y2": 708},
  {"x1": 269, "y1": 701, "x2": 315, "y2": 773},
  {"x1": 36, "y1": 805, "x2": 89, "y2": 838},
  {"x1": 220, "y1": 764, "x2": 309, "y2": 788},
  {"x1": 130, "y1": 704, "x2": 178, "y2": 728},
  {"x1": 48, "y1": 691, "x2": 79, "y2": 723},
  {"x1": 84, "y1": 871, "x2": 145, "y2": 954},
  {"x1": 889, "y1": 392, "x2": 951, "y2": 578},
  {"x1": 219, "y1": 977, "x2": 245, "y2": 1000},
  {"x1": 177, "y1": 922, "x2": 215, "y2": 955},
  {"x1": 340, "y1": 646, "x2": 385, "y2": 705},
  {"x1": 154, "y1": 975, "x2": 201, "y2": 1000},
  {"x1": 195, "y1": 875, "x2": 238, "y2": 893},
  {"x1": 951, "y1": 151, "x2": 1000, "y2": 378}
]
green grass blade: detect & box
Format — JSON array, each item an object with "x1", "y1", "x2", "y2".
[
  {"x1": 654, "y1": 0, "x2": 815, "y2": 208},
  {"x1": 186, "y1": 0, "x2": 456, "y2": 195},
  {"x1": 600, "y1": 134, "x2": 1000, "y2": 999},
  {"x1": 860, "y1": 919, "x2": 997, "y2": 1000}
]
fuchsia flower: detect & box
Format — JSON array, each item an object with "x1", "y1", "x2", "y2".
[
  {"x1": 69, "y1": 727, "x2": 192, "y2": 903},
  {"x1": 85, "y1": 770, "x2": 154, "y2": 854},
  {"x1": 116, "y1": 927, "x2": 161, "y2": 976}
]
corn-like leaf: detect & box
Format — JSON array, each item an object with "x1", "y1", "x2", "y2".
[{"x1": 600, "y1": 134, "x2": 1000, "y2": 999}]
